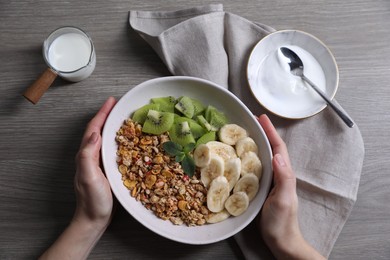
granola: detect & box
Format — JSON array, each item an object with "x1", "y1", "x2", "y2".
[{"x1": 116, "y1": 118, "x2": 210, "y2": 226}]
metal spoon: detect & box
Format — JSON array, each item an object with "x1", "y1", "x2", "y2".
[{"x1": 279, "y1": 47, "x2": 354, "y2": 128}]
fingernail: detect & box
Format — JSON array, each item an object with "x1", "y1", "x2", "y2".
[
  {"x1": 88, "y1": 132, "x2": 99, "y2": 144},
  {"x1": 275, "y1": 153, "x2": 286, "y2": 167}
]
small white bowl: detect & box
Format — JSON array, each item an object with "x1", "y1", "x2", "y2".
[
  {"x1": 102, "y1": 76, "x2": 273, "y2": 244},
  {"x1": 247, "y1": 30, "x2": 339, "y2": 119}
]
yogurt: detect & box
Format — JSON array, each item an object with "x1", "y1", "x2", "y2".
[
  {"x1": 48, "y1": 32, "x2": 92, "y2": 72},
  {"x1": 256, "y1": 45, "x2": 326, "y2": 116}
]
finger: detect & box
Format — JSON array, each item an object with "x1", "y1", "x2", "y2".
[
  {"x1": 76, "y1": 131, "x2": 101, "y2": 178},
  {"x1": 257, "y1": 114, "x2": 291, "y2": 166},
  {"x1": 81, "y1": 97, "x2": 116, "y2": 148},
  {"x1": 273, "y1": 153, "x2": 295, "y2": 186},
  {"x1": 77, "y1": 131, "x2": 105, "y2": 180},
  {"x1": 268, "y1": 153, "x2": 297, "y2": 214}
]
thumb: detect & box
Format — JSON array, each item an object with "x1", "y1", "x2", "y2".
[
  {"x1": 76, "y1": 132, "x2": 101, "y2": 174},
  {"x1": 272, "y1": 153, "x2": 296, "y2": 195}
]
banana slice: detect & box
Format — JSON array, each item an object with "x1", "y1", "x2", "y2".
[
  {"x1": 240, "y1": 151, "x2": 262, "y2": 179},
  {"x1": 200, "y1": 154, "x2": 224, "y2": 187},
  {"x1": 225, "y1": 191, "x2": 249, "y2": 216},
  {"x1": 193, "y1": 144, "x2": 211, "y2": 167},
  {"x1": 206, "y1": 209, "x2": 231, "y2": 223},
  {"x1": 218, "y1": 124, "x2": 248, "y2": 145},
  {"x1": 233, "y1": 173, "x2": 259, "y2": 201},
  {"x1": 206, "y1": 141, "x2": 237, "y2": 162},
  {"x1": 207, "y1": 176, "x2": 230, "y2": 213},
  {"x1": 224, "y1": 157, "x2": 241, "y2": 192},
  {"x1": 235, "y1": 137, "x2": 259, "y2": 157}
]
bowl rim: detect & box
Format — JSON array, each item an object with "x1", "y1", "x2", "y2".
[
  {"x1": 246, "y1": 29, "x2": 340, "y2": 119},
  {"x1": 101, "y1": 75, "x2": 273, "y2": 244}
]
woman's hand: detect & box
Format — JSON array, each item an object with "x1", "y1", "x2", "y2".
[
  {"x1": 73, "y1": 96, "x2": 116, "y2": 228},
  {"x1": 40, "y1": 97, "x2": 116, "y2": 260},
  {"x1": 257, "y1": 114, "x2": 325, "y2": 260}
]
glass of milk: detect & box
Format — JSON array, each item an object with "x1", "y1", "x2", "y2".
[{"x1": 24, "y1": 26, "x2": 96, "y2": 104}]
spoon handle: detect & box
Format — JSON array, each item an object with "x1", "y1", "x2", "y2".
[{"x1": 302, "y1": 75, "x2": 355, "y2": 128}]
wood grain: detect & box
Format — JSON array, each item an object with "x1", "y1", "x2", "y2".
[
  {"x1": 23, "y1": 68, "x2": 58, "y2": 104},
  {"x1": 1, "y1": 0, "x2": 390, "y2": 259}
]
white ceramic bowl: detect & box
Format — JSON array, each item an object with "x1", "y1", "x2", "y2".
[
  {"x1": 247, "y1": 30, "x2": 339, "y2": 119},
  {"x1": 102, "y1": 76, "x2": 272, "y2": 244}
]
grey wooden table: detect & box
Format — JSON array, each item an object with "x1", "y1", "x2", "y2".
[{"x1": 1, "y1": 1, "x2": 389, "y2": 259}]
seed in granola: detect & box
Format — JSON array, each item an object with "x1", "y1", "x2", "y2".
[
  {"x1": 195, "y1": 191, "x2": 203, "y2": 198},
  {"x1": 125, "y1": 119, "x2": 134, "y2": 126},
  {"x1": 152, "y1": 136, "x2": 159, "y2": 146},
  {"x1": 170, "y1": 217, "x2": 183, "y2": 225},
  {"x1": 150, "y1": 195, "x2": 159, "y2": 204},
  {"x1": 151, "y1": 147, "x2": 159, "y2": 154},
  {"x1": 135, "y1": 124, "x2": 142, "y2": 136},
  {"x1": 159, "y1": 197, "x2": 167, "y2": 204},
  {"x1": 128, "y1": 172, "x2": 135, "y2": 180},
  {"x1": 123, "y1": 158, "x2": 132, "y2": 166},
  {"x1": 117, "y1": 135, "x2": 125, "y2": 142},
  {"x1": 163, "y1": 155, "x2": 171, "y2": 163},
  {"x1": 154, "y1": 180, "x2": 165, "y2": 188},
  {"x1": 136, "y1": 159, "x2": 143, "y2": 166},
  {"x1": 154, "y1": 189, "x2": 164, "y2": 196},
  {"x1": 159, "y1": 134, "x2": 169, "y2": 144},
  {"x1": 178, "y1": 185, "x2": 186, "y2": 195},
  {"x1": 192, "y1": 202, "x2": 200, "y2": 211},
  {"x1": 201, "y1": 206, "x2": 209, "y2": 215}
]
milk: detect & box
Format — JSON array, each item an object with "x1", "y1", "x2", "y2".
[
  {"x1": 256, "y1": 45, "x2": 326, "y2": 116},
  {"x1": 46, "y1": 32, "x2": 95, "y2": 82}
]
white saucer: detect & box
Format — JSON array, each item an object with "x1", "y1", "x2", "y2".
[{"x1": 247, "y1": 30, "x2": 339, "y2": 119}]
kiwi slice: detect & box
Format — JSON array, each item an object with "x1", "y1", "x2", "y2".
[
  {"x1": 132, "y1": 103, "x2": 160, "y2": 124},
  {"x1": 175, "y1": 96, "x2": 194, "y2": 118},
  {"x1": 209, "y1": 111, "x2": 228, "y2": 130},
  {"x1": 190, "y1": 98, "x2": 206, "y2": 116},
  {"x1": 196, "y1": 131, "x2": 216, "y2": 147},
  {"x1": 204, "y1": 105, "x2": 218, "y2": 121},
  {"x1": 205, "y1": 105, "x2": 228, "y2": 130},
  {"x1": 197, "y1": 115, "x2": 217, "y2": 131},
  {"x1": 174, "y1": 116, "x2": 206, "y2": 139},
  {"x1": 168, "y1": 121, "x2": 195, "y2": 147},
  {"x1": 151, "y1": 96, "x2": 176, "y2": 112},
  {"x1": 142, "y1": 110, "x2": 174, "y2": 135}
]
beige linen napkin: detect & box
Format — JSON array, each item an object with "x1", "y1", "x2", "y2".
[{"x1": 129, "y1": 4, "x2": 365, "y2": 259}]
